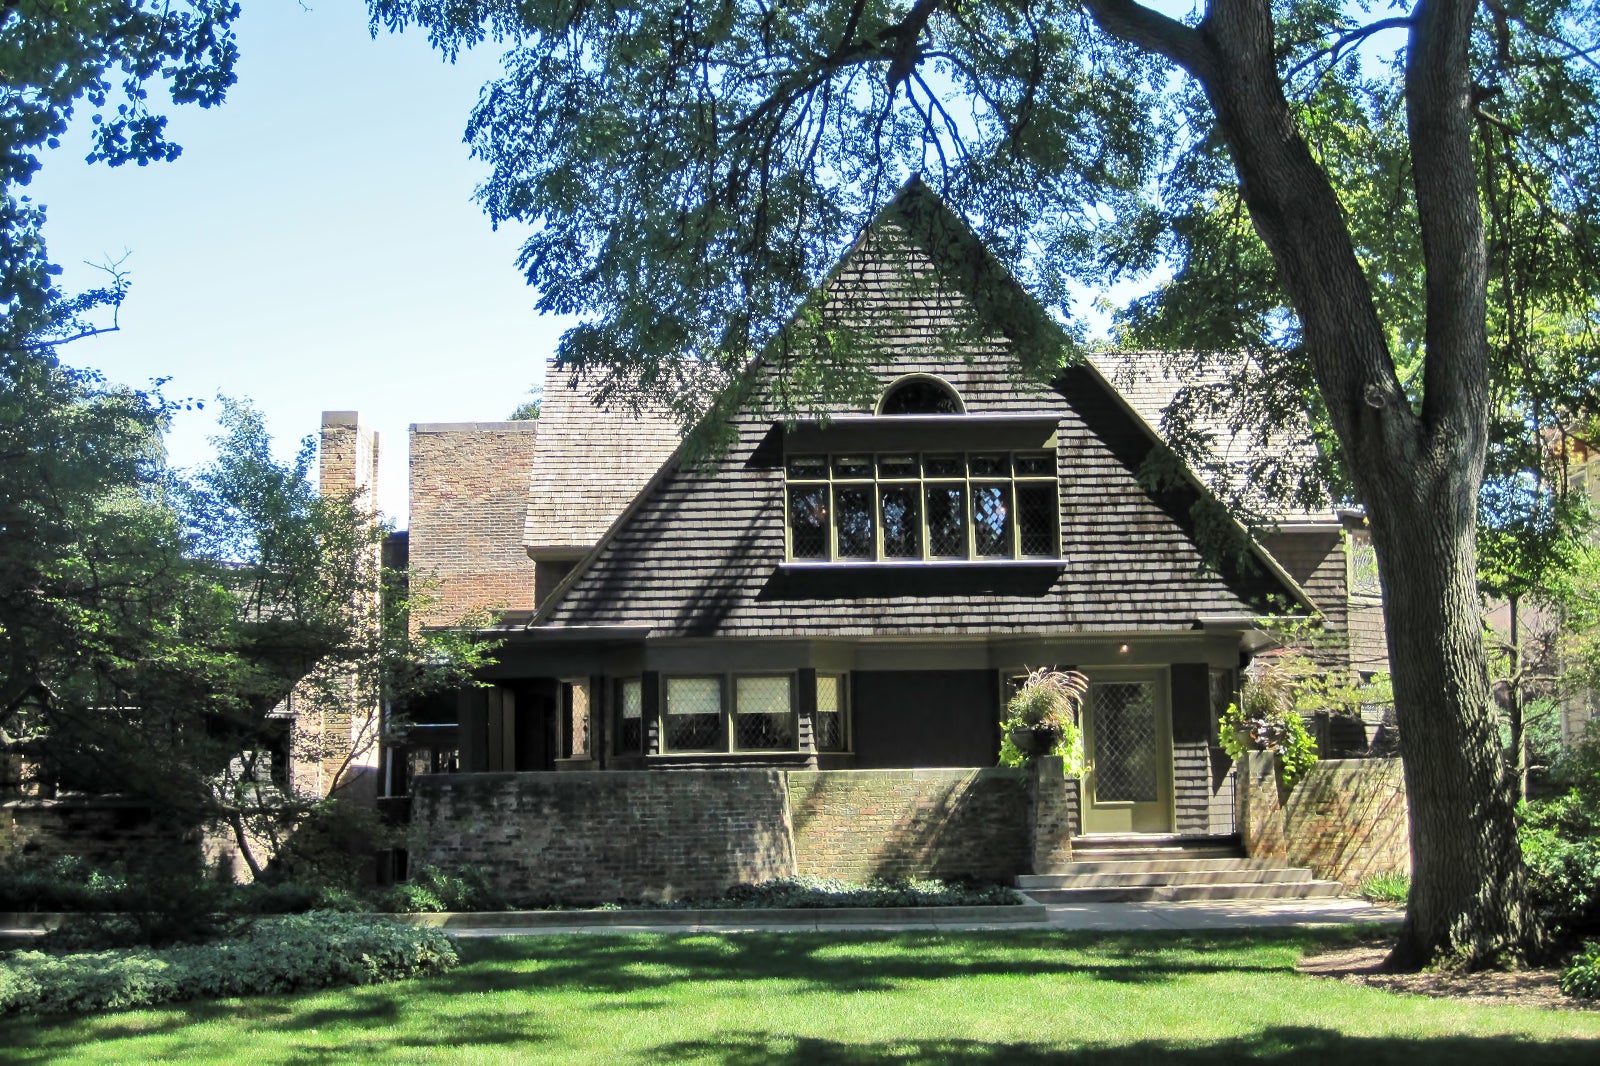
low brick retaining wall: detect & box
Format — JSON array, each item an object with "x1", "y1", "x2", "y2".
[
  {"x1": 411, "y1": 765, "x2": 1063, "y2": 904},
  {"x1": 1238, "y1": 752, "x2": 1409, "y2": 887}
]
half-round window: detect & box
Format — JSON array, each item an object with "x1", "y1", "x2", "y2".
[{"x1": 876, "y1": 374, "x2": 965, "y2": 415}]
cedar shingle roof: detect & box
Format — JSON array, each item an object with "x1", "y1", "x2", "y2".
[
  {"x1": 1090, "y1": 349, "x2": 1337, "y2": 523},
  {"x1": 522, "y1": 365, "x2": 682, "y2": 557}
]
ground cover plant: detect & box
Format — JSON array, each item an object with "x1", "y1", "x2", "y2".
[
  {"x1": 2, "y1": 929, "x2": 1598, "y2": 1063},
  {"x1": 0, "y1": 913, "x2": 456, "y2": 1019}
]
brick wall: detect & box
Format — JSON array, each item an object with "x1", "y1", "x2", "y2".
[
  {"x1": 410, "y1": 770, "x2": 794, "y2": 903},
  {"x1": 410, "y1": 765, "x2": 1047, "y2": 903},
  {"x1": 787, "y1": 768, "x2": 1029, "y2": 882},
  {"x1": 1237, "y1": 751, "x2": 1409, "y2": 887},
  {"x1": 409, "y1": 422, "x2": 540, "y2": 627},
  {"x1": 0, "y1": 799, "x2": 201, "y2": 873}
]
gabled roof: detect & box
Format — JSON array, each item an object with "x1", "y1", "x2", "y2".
[
  {"x1": 526, "y1": 180, "x2": 1320, "y2": 634},
  {"x1": 1092, "y1": 350, "x2": 1337, "y2": 524},
  {"x1": 522, "y1": 364, "x2": 681, "y2": 559}
]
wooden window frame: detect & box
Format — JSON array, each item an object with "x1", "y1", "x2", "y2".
[{"x1": 784, "y1": 450, "x2": 1060, "y2": 562}]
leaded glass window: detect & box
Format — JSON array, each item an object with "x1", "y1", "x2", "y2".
[
  {"x1": 617, "y1": 678, "x2": 643, "y2": 755},
  {"x1": 781, "y1": 450, "x2": 1058, "y2": 562},
  {"x1": 665, "y1": 677, "x2": 722, "y2": 751},
  {"x1": 735, "y1": 676, "x2": 793, "y2": 750},
  {"x1": 815, "y1": 674, "x2": 848, "y2": 752}
]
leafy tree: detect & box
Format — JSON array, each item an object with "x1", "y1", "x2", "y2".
[
  {"x1": 1, "y1": 0, "x2": 241, "y2": 322},
  {"x1": 370, "y1": 0, "x2": 1600, "y2": 966},
  {"x1": 508, "y1": 388, "x2": 540, "y2": 420}
]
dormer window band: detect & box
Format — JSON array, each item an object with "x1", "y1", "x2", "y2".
[{"x1": 785, "y1": 450, "x2": 1060, "y2": 562}]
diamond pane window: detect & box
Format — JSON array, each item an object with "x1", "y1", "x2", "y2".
[
  {"x1": 815, "y1": 674, "x2": 847, "y2": 751},
  {"x1": 1093, "y1": 682, "x2": 1159, "y2": 802},
  {"x1": 1016, "y1": 483, "x2": 1058, "y2": 556},
  {"x1": 926, "y1": 486, "x2": 968, "y2": 557},
  {"x1": 788, "y1": 486, "x2": 828, "y2": 559},
  {"x1": 832, "y1": 455, "x2": 873, "y2": 479},
  {"x1": 835, "y1": 487, "x2": 875, "y2": 558},
  {"x1": 972, "y1": 485, "x2": 1011, "y2": 556},
  {"x1": 880, "y1": 486, "x2": 921, "y2": 557},
  {"x1": 786, "y1": 454, "x2": 827, "y2": 478},
  {"x1": 665, "y1": 677, "x2": 722, "y2": 751},
  {"x1": 878, "y1": 454, "x2": 918, "y2": 478},
  {"x1": 924, "y1": 454, "x2": 964, "y2": 477},
  {"x1": 735, "y1": 676, "x2": 793, "y2": 750},
  {"x1": 617, "y1": 678, "x2": 643, "y2": 754},
  {"x1": 1014, "y1": 452, "x2": 1055, "y2": 477},
  {"x1": 969, "y1": 453, "x2": 1009, "y2": 477}
]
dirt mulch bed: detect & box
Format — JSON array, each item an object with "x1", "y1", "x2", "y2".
[{"x1": 1297, "y1": 938, "x2": 1595, "y2": 1011}]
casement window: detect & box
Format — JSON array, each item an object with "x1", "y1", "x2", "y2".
[
  {"x1": 1346, "y1": 530, "x2": 1381, "y2": 600},
  {"x1": 664, "y1": 676, "x2": 724, "y2": 751},
  {"x1": 616, "y1": 678, "x2": 644, "y2": 755},
  {"x1": 814, "y1": 673, "x2": 849, "y2": 752},
  {"x1": 650, "y1": 673, "x2": 842, "y2": 754},
  {"x1": 784, "y1": 451, "x2": 1060, "y2": 562}
]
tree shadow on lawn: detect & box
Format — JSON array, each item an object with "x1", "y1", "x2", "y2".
[
  {"x1": 643, "y1": 1029, "x2": 1600, "y2": 1065},
  {"x1": 442, "y1": 928, "x2": 1324, "y2": 999}
]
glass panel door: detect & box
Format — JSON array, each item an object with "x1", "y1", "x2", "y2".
[{"x1": 1082, "y1": 673, "x2": 1173, "y2": 833}]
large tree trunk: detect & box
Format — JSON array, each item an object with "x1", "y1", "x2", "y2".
[
  {"x1": 1080, "y1": 0, "x2": 1538, "y2": 966},
  {"x1": 1363, "y1": 448, "x2": 1539, "y2": 967}
]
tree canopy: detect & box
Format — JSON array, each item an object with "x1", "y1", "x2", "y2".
[{"x1": 370, "y1": 0, "x2": 1600, "y2": 966}]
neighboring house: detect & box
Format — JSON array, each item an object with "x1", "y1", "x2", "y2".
[{"x1": 384, "y1": 181, "x2": 1385, "y2": 841}]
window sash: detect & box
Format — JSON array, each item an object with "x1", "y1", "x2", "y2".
[{"x1": 784, "y1": 450, "x2": 1058, "y2": 562}]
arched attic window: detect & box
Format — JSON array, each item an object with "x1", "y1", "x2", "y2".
[{"x1": 876, "y1": 374, "x2": 965, "y2": 415}]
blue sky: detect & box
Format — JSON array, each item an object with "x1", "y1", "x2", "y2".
[{"x1": 34, "y1": 1, "x2": 569, "y2": 523}]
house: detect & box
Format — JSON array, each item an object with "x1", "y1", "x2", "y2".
[{"x1": 382, "y1": 180, "x2": 1386, "y2": 853}]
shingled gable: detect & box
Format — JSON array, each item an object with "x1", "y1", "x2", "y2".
[
  {"x1": 527, "y1": 181, "x2": 1315, "y2": 636},
  {"x1": 523, "y1": 364, "x2": 681, "y2": 560}
]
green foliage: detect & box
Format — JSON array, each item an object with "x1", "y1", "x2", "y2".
[
  {"x1": 1561, "y1": 940, "x2": 1600, "y2": 999},
  {"x1": 996, "y1": 667, "x2": 1086, "y2": 776},
  {"x1": 1218, "y1": 667, "x2": 1319, "y2": 791},
  {"x1": 1520, "y1": 723, "x2": 1600, "y2": 937},
  {"x1": 669, "y1": 876, "x2": 1020, "y2": 910},
  {"x1": 1357, "y1": 872, "x2": 1411, "y2": 906},
  {"x1": 1, "y1": 1, "x2": 241, "y2": 321},
  {"x1": 0, "y1": 912, "x2": 457, "y2": 1018},
  {"x1": 508, "y1": 389, "x2": 540, "y2": 420},
  {"x1": 370, "y1": 865, "x2": 506, "y2": 914}
]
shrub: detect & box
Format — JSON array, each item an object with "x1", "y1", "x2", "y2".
[
  {"x1": 674, "y1": 877, "x2": 1020, "y2": 910},
  {"x1": 1520, "y1": 721, "x2": 1600, "y2": 938},
  {"x1": 1560, "y1": 940, "x2": 1600, "y2": 999},
  {"x1": 1356, "y1": 871, "x2": 1410, "y2": 905},
  {"x1": 0, "y1": 912, "x2": 457, "y2": 1017},
  {"x1": 371, "y1": 865, "x2": 505, "y2": 913}
]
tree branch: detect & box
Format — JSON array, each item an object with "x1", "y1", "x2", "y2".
[{"x1": 1079, "y1": 0, "x2": 1212, "y2": 79}]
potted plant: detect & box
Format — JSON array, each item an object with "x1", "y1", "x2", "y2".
[
  {"x1": 1218, "y1": 663, "x2": 1318, "y2": 790},
  {"x1": 1000, "y1": 667, "x2": 1088, "y2": 767}
]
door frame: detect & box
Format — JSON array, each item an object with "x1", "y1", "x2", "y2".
[{"x1": 1079, "y1": 666, "x2": 1175, "y2": 834}]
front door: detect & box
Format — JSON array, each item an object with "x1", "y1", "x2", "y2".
[{"x1": 1081, "y1": 672, "x2": 1173, "y2": 834}]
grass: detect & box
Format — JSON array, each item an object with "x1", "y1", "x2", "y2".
[{"x1": 3, "y1": 929, "x2": 1599, "y2": 1064}]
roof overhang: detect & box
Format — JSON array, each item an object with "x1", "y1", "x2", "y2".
[
  {"x1": 1191, "y1": 613, "x2": 1315, "y2": 655},
  {"x1": 781, "y1": 414, "x2": 1060, "y2": 453}
]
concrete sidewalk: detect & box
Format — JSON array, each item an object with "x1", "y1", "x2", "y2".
[{"x1": 440, "y1": 898, "x2": 1402, "y2": 938}]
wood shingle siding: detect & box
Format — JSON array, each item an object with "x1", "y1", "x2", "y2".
[{"x1": 540, "y1": 219, "x2": 1303, "y2": 637}]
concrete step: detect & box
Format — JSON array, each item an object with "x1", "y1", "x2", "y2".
[
  {"x1": 1018, "y1": 866, "x2": 1314, "y2": 890},
  {"x1": 1023, "y1": 857, "x2": 1281, "y2": 880},
  {"x1": 1069, "y1": 834, "x2": 1246, "y2": 863},
  {"x1": 1021, "y1": 880, "x2": 1345, "y2": 904}
]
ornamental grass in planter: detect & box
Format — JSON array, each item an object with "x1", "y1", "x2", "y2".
[{"x1": 998, "y1": 667, "x2": 1087, "y2": 774}]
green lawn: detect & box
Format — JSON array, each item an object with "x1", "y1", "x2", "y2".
[{"x1": 2, "y1": 929, "x2": 1598, "y2": 1064}]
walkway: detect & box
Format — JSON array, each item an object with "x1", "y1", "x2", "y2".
[{"x1": 440, "y1": 898, "x2": 1402, "y2": 937}]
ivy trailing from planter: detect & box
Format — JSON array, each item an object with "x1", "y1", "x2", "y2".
[
  {"x1": 1218, "y1": 664, "x2": 1319, "y2": 790},
  {"x1": 998, "y1": 667, "x2": 1087, "y2": 776}
]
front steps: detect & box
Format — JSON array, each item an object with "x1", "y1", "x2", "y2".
[{"x1": 1018, "y1": 834, "x2": 1343, "y2": 903}]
